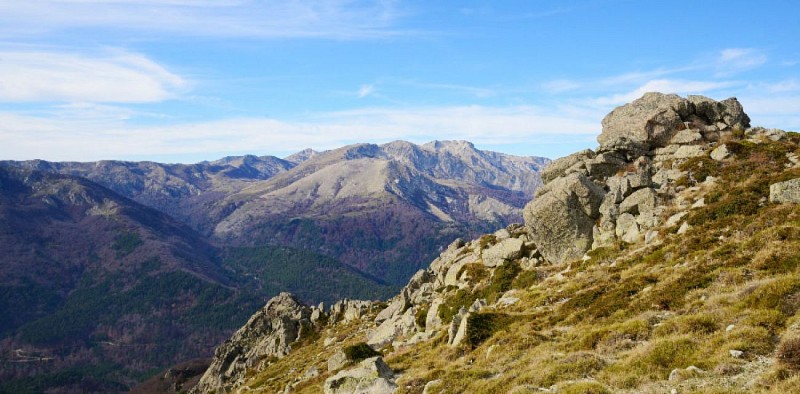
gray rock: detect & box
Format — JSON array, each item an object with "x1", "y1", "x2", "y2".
[
  {"x1": 599, "y1": 92, "x2": 690, "y2": 152},
  {"x1": 619, "y1": 188, "x2": 658, "y2": 215},
  {"x1": 616, "y1": 213, "x2": 640, "y2": 243},
  {"x1": 689, "y1": 95, "x2": 750, "y2": 130},
  {"x1": 710, "y1": 144, "x2": 732, "y2": 161},
  {"x1": 449, "y1": 311, "x2": 471, "y2": 347},
  {"x1": 523, "y1": 173, "x2": 605, "y2": 264},
  {"x1": 422, "y1": 379, "x2": 442, "y2": 394},
  {"x1": 443, "y1": 254, "x2": 477, "y2": 287},
  {"x1": 447, "y1": 307, "x2": 468, "y2": 346},
  {"x1": 367, "y1": 307, "x2": 417, "y2": 349},
  {"x1": 677, "y1": 222, "x2": 691, "y2": 234},
  {"x1": 673, "y1": 145, "x2": 707, "y2": 159},
  {"x1": 328, "y1": 350, "x2": 349, "y2": 372},
  {"x1": 425, "y1": 299, "x2": 443, "y2": 332},
  {"x1": 770, "y1": 178, "x2": 800, "y2": 203},
  {"x1": 670, "y1": 129, "x2": 703, "y2": 144},
  {"x1": 324, "y1": 357, "x2": 397, "y2": 394},
  {"x1": 331, "y1": 299, "x2": 374, "y2": 324},
  {"x1": 193, "y1": 293, "x2": 313, "y2": 394},
  {"x1": 729, "y1": 349, "x2": 744, "y2": 358},
  {"x1": 481, "y1": 237, "x2": 524, "y2": 267},
  {"x1": 540, "y1": 149, "x2": 596, "y2": 184},
  {"x1": 585, "y1": 152, "x2": 627, "y2": 180},
  {"x1": 665, "y1": 211, "x2": 687, "y2": 227}
]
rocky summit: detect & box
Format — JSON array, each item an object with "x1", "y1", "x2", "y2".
[{"x1": 183, "y1": 92, "x2": 800, "y2": 394}]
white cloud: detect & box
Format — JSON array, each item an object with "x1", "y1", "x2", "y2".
[
  {"x1": 0, "y1": 0, "x2": 406, "y2": 39},
  {"x1": 0, "y1": 49, "x2": 186, "y2": 103},
  {"x1": 0, "y1": 105, "x2": 600, "y2": 162},
  {"x1": 716, "y1": 48, "x2": 767, "y2": 76},
  {"x1": 357, "y1": 84, "x2": 375, "y2": 98}
]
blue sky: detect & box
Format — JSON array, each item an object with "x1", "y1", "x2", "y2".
[{"x1": 0, "y1": 0, "x2": 798, "y2": 163}]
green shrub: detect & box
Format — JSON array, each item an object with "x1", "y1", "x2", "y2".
[
  {"x1": 343, "y1": 343, "x2": 380, "y2": 362},
  {"x1": 465, "y1": 313, "x2": 517, "y2": 348},
  {"x1": 776, "y1": 336, "x2": 800, "y2": 371}
]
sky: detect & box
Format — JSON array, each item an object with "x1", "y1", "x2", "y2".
[{"x1": 0, "y1": 0, "x2": 798, "y2": 163}]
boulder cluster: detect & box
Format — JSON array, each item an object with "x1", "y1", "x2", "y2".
[{"x1": 524, "y1": 92, "x2": 755, "y2": 263}]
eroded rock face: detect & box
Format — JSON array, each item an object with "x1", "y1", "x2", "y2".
[
  {"x1": 598, "y1": 93, "x2": 749, "y2": 155},
  {"x1": 192, "y1": 292, "x2": 314, "y2": 394},
  {"x1": 523, "y1": 173, "x2": 605, "y2": 264},
  {"x1": 524, "y1": 92, "x2": 752, "y2": 263}
]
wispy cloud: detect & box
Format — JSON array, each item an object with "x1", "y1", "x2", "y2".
[
  {"x1": 541, "y1": 79, "x2": 581, "y2": 93},
  {"x1": 0, "y1": 0, "x2": 408, "y2": 39},
  {"x1": 715, "y1": 48, "x2": 767, "y2": 76},
  {"x1": 357, "y1": 84, "x2": 375, "y2": 98},
  {"x1": 0, "y1": 49, "x2": 186, "y2": 103},
  {"x1": 0, "y1": 105, "x2": 599, "y2": 162}
]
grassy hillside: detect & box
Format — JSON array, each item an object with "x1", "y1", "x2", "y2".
[{"x1": 223, "y1": 133, "x2": 800, "y2": 393}]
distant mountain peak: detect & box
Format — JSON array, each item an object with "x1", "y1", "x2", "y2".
[{"x1": 284, "y1": 148, "x2": 319, "y2": 165}]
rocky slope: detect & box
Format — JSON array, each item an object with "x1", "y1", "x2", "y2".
[{"x1": 186, "y1": 93, "x2": 800, "y2": 394}]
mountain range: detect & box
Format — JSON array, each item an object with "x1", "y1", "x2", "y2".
[{"x1": 0, "y1": 140, "x2": 547, "y2": 392}]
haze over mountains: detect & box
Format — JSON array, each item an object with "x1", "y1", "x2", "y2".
[{"x1": 0, "y1": 140, "x2": 547, "y2": 391}]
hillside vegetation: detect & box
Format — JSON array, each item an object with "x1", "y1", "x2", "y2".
[{"x1": 186, "y1": 94, "x2": 800, "y2": 394}]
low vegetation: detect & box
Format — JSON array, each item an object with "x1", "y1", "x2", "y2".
[{"x1": 233, "y1": 133, "x2": 800, "y2": 393}]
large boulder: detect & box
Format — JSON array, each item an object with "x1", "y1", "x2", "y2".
[
  {"x1": 523, "y1": 173, "x2": 605, "y2": 264},
  {"x1": 324, "y1": 357, "x2": 397, "y2": 394},
  {"x1": 770, "y1": 178, "x2": 800, "y2": 203},
  {"x1": 192, "y1": 292, "x2": 313, "y2": 394},
  {"x1": 598, "y1": 93, "x2": 751, "y2": 155},
  {"x1": 599, "y1": 93, "x2": 691, "y2": 153}
]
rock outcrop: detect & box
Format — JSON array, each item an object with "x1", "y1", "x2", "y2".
[
  {"x1": 523, "y1": 92, "x2": 752, "y2": 263},
  {"x1": 192, "y1": 293, "x2": 315, "y2": 393},
  {"x1": 323, "y1": 357, "x2": 397, "y2": 394}
]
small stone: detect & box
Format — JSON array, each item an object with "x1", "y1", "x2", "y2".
[
  {"x1": 726, "y1": 324, "x2": 735, "y2": 332},
  {"x1": 710, "y1": 144, "x2": 732, "y2": 161},
  {"x1": 677, "y1": 222, "x2": 691, "y2": 234},
  {"x1": 422, "y1": 379, "x2": 442, "y2": 394},
  {"x1": 692, "y1": 198, "x2": 705, "y2": 208},
  {"x1": 666, "y1": 211, "x2": 688, "y2": 227},
  {"x1": 729, "y1": 349, "x2": 744, "y2": 358},
  {"x1": 645, "y1": 230, "x2": 659, "y2": 244}
]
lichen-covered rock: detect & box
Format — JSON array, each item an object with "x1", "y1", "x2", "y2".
[
  {"x1": 770, "y1": 178, "x2": 800, "y2": 203},
  {"x1": 598, "y1": 93, "x2": 750, "y2": 156},
  {"x1": 324, "y1": 357, "x2": 397, "y2": 394},
  {"x1": 523, "y1": 173, "x2": 605, "y2": 264},
  {"x1": 192, "y1": 292, "x2": 314, "y2": 394},
  {"x1": 599, "y1": 93, "x2": 690, "y2": 153},
  {"x1": 541, "y1": 149, "x2": 596, "y2": 183},
  {"x1": 331, "y1": 299, "x2": 374, "y2": 324},
  {"x1": 481, "y1": 237, "x2": 524, "y2": 267}
]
